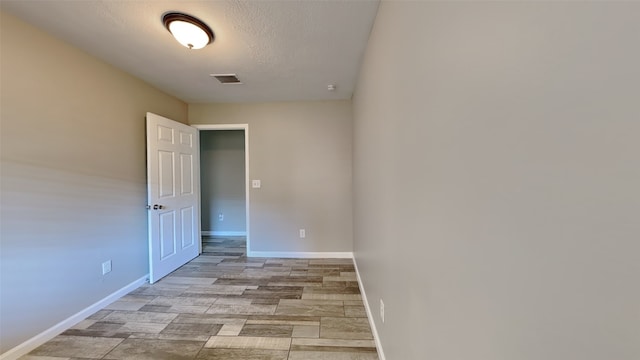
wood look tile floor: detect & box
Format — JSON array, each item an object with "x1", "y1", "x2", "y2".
[{"x1": 22, "y1": 237, "x2": 379, "y2": 360}]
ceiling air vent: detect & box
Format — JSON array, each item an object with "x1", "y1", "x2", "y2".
[{"x1": 211, "y1": 74, "x2": 242, "y2": 84}]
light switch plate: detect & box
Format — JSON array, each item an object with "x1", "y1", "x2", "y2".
[
  {"x1": 102, "y1": 260, "x2": 112, "y2": 275},
  {"x1": 252, "y1": 180, "x2": 261, "y2": 188}
]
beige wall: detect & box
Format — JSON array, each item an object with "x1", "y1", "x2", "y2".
[
  {"x1": 190, "y1": 101, "x2": 353, "y2": 254},
  {"x1": 0, "y1": 11, "x2": 187, "y2": 352},
  {"x1": 200, "y1": 130, "x2": 246, "y2": 233},
  {"x1": 353, "y1": 2, "x2": 640, "y2": 360}
]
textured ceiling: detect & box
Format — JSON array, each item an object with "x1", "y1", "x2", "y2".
[{"x1": 1, "y1": 0, "x2": 379, "y2": 103}]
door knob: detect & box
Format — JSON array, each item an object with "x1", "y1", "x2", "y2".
[{"x1": 152, "y1": 204, "x2": 164, "y2": 210}]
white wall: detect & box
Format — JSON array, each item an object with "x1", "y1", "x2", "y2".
[
  {"x1": 353, "y1": 2, "x2": 640, "y2": 360},
  {"x1": 0, "y1": 11, "x2": 187, "y2": 353},
  {"x1": 190, "y1": 101, "x2": 353, "y2": 254},
  {"x1": 200, "y1": 130, "x2": 246, "y2": 234}
]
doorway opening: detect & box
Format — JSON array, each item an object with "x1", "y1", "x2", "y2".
[{"x1": 195, "y1": 124, "x2": 250, "y2": 257}]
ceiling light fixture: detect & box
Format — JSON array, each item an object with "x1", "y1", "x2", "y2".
[{"x1": 162, "y1": 12, "x2": 214, "y2": 50}]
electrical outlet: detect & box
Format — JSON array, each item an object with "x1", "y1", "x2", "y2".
[
  {"x1": 252, "y1": 180, "x2": 261, "y2": 188},
  {"x1": 299, "y1": 229, "x2": 306, "y2": 238},
  {"x1": 380, "y1": 299, "x2": 385, "y2": 323},
  {"x1": 102, "y1": 260, "x2": 112, "y2": 275},
  {"x1": 218, "y1": 213, "x2": 224, "y2": 221}
]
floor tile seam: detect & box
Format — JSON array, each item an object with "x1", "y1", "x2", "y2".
[
  {"x1": 192, "y1": 336, "x2": 212, "y2": 360},
  {"x1": 99, "y1": 336, "x2": 127, "y2": 360}
]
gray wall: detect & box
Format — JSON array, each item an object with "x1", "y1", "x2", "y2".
[
  {"x1": 352, "y1": 2, "x2": 640, "y2": 360},
  {"x1": 189, "y1": 101, "x2": 353, "y2": 253},
  {"x1": 0, "y1": 11, "x2": 187, "y2": 352},
  {"x1": 200, "y1": 130, "x2": 246, "y2": 234}
]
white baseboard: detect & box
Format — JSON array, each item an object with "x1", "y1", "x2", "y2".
[
  {"x1": 0, "y1": 275, "x2": 148, "y2": 360},
  {"x1": 248, "y1": 251, "x2": 353, "y2": 259},
  {"x1": 202, "y1": 231, "x2": 247, "y2": 236},
  {"x1": 353, "y1": 257, "x2": 386, "y2": 360}
]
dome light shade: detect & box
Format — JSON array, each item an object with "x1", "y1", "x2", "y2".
[{"x1": 163, "y1": 12, "x2": 214, "y2": 50}]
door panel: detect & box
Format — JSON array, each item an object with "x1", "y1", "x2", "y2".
[
  {"x1": 180, "y1": 131, "x2": 193, "y2": 146},
  {"x1": 147, "y1": 112, "x2": 200, "y2": 283},
  {"x1": 181, "y1": 207, "x2": 195, "y2": 248},
  {"x1": 159, "y1": 212, "x2": 177, "y2": 259},
  {"x1": 158, "y1": 125, "x2": 174, "y2": 142},
  {"x1": 159, "y1": 151, "x2": 175, "y2": 198},
  {"x1": 180, "y1": 154, "x2": 193, "y2": 194}
]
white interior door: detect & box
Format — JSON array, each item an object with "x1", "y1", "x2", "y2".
[{"x1": 146, "y1": 112, "x2": 200, "y2": 283}]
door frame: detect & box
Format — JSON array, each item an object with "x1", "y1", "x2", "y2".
[{"x1": 193, "y1": 124, "x2": 250, "y2": 254}]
